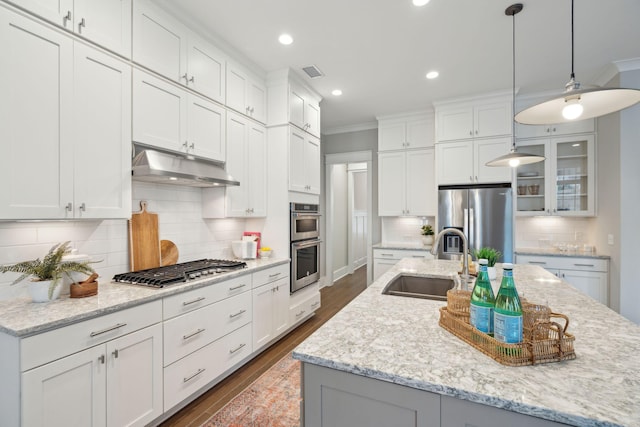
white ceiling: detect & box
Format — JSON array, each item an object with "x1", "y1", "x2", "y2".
[{"x1": 156, "y1": 0, "x2": 640, "y2": 133}]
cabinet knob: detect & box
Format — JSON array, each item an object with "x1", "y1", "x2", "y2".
[
  {"x1": 79, "y1": 203, "x2": 86, "y2": 212},
  {"x1": 181, "y1": 73, "x2": 188, "y2": 82},
  {"x1": 469, "y1": 176, "x2": 473, "y2": 182},
  {"x1": 189, "y1": 142, "x2": 195, "y2": 150},
  {"x1": 475, "y1": 130, "x2": 478, "y2": 135},
  {"x1": 63, "y1": 10, "x2": 72, "y2": 26},
  {"x1": 65, "y1": 202, "x2": 73, "y2": 212},
  {"x1": 469, "y1": 131, "x2": 473, "y2": 136},
  {"x1": 188, "y1": 75, "x2": 195, "y2": 84},
  {"x1": 112, "y1": 349, "x2": 119, "y2": 359},
  {"x1": 78, "y1": 17, "x2": 86, "y2": 32},
  {"x1": 98, "y1": 355, "x2": 105, "y2": 364}
]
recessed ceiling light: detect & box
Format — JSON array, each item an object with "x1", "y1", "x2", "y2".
[
  {"x1": 413, "y1": 0, "x2": 430, "y2": 6},
  {"x1": 332, "y1": 89, "x2": 343, "y2": 96},
  {"x1": 426, "y1": 71, "x2": 439, "y2": 79},
  {"x1": 278, "y1": 34, "x2": 293, "y2": 45}
]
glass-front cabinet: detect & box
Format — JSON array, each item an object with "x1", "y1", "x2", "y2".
[{"x1": 515, "y1": 135, "x2": 595, "y2": 216}]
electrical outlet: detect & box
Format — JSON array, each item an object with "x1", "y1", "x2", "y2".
[{"x1": 608, "y1": 234, "x2": 614, "y2": 245}]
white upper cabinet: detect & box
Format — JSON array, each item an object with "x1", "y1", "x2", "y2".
[
  {"x1": 226, "y1": 61, "x2": 267, "y2": 123},
  {"x1": 133, "y1": 70, "x2": 226, "y2": 162},
  {"x1": 436, "y1": 137, "x2": 512, "y2": 185},
  {"x1": 0, "y1": 9, "x2": 131, "y2": 220},
  {"x1": 133, "y1": 0, "x2": 226, "y2": 104},
  {"x1": 515, "y1": 119, "x2": 595, "y2": 139},
  {"x1": 289, "y1": 81, "x2": 321, "y2": 137},
  {"x1": 436, "y1": 98, "x2": 511, "y2": 142},
  {"x1": 378, "y1": 112, "x2": 434, "y2": 151},
  {"x1": 289, "y1": 127, "x2": 320, "y2": 194},
  {"x1": 10, "y1": 0, "x2": 132, "y2": 57},
  {"x1": 267, "y1": 69, "x2": 322, "y2": 137}
]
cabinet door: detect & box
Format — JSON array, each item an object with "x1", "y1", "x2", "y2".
[
  {"x1": 12, "y1": 0, "x2": 73, "y2": 27},
  {"x1": 437, "y1": 106, "x2": 473, "y2": 141},
  {"x1": 0, "y1": 10, "x2": 74, "y2": 219},
  {"x1": 187, "y1": 34, "x2": 226, "y2": 103},
  {"x1": 474, "y1": 137, "x2": 512, "y2": 183},
  {"x1": 373, "y1": 259, "x2": 397, "y2": 281},
  {"x1": 74, "y1": 0, "x2": 132, "y2": 57},
  {"x1": 305, "y1": 98, "x2": 321, "y2": 137},
  {"x1": 273, "y1": 277, "x2": 290, "y2": 336},
  {"x1": 22, "y1": 345, "x2": 106, "y2": 427},
  {"x1": 133, "y1": 0, "x2": 186, "y2": 82},
  {"x1": 551, "y1": 135, "x2": 595, "y2": 216},
  {"x1": 225, "y1": 113, "x2": 249, "y2": 216},
  {"x1": 514, "y1": 140, "x2": 548, "y2": 215},
  {"x1": 289, "y1": 127, "x2": 308, "y2": 193},
  {"x1": 226, "y1": 63, "x2": 248, "y2": 115},
  {"x1": 247, "y1": 123, "x2": 267, "y2": 216},
  {"x1": 188, "y1": 94, "x2": 226, "y2": 162},
  {"x1": 436, "y1": 141, "x2": 474, "y2": 185},
  {"x1": 378, "y1": 152, "x2": 406, "y2": 216},
  {"x1": 561, "y1": 270, "x2": 607, "y2": 305},
  {"x1": 289, "y1": 85, "x2": 305, "y2": 130},
  {"x1": 406, "y1": 149, "x2": 435, "y2": 216},
  {"x1": 378, "y1": 122, "x2": 406, "y2": 151},
  {"x1": 106, "y1": 323, "x2": 163, "y2": 427},
  {"x1": 474, "y1": 102, "x2": 511, "y2": 138},
  {"x1": 74, "y1": 43, "x2": 131, "y2": 219},
  {"x1": 248, "y1": 78, "x2": 267, "y2": 123},
  {"x1": 133, "y1": 70, "x2": 187, "y2": 152},
  {"x1": 406, "y1": 117, "x2": 434, "y2": 149},
  {"x1": 305, "y1": 135, "x2": 321, "y2": 194},
  {"x1": 252, "y1": 284, "x2": 275, "y2": 350}
]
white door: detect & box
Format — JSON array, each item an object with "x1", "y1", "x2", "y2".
[
  {"x1": 305, "y1": 135, "x2": 321, "y2": 194},
  {"x1": 188, "y1": 94, "x2": 226, "y2": 161},
  {"x1": 289, "y1": 127, "x2": 307, "y2": 192},
  {"x1": 247, "y1": 123, "x2": 267, "y2": 216},
  {"x1": 0, "y1": 10, "x2": 74, "y2": 219},
  {"x1": 561, "y1": 270, "x2": 607, "y2": 305},
  {"x1": 106, "y1": 324, "x2": 163, "y2": 427},
  {"x1": 475, "y1": 137, "x2": 512, "y2": 183},
  {"x1": 289, "y1": 86, "x2": 305, "y2": 130},
  {"x1": 378, "y1": 122, "x2": 406, "y2": 151},
  {"x1": 305, "y1": 99, "x2": 321, "y2": 137},
  {"x1": 14, "y1": 0, "x2": 73, "y2": 27},
  {"x1": 74, "y1": 0, "x2": 132, "y2": 57},
  {"x1": 132, "y1": 0, "x2": 186, "y2": 82},
  {"x1": 406, "y1": 149, "x2": 436, "y2": 216},
  {"x1": 378, "y1": 152, "x2": 405, "y2": 216},
  {"x1": 226, "y1": 64, "x2": 248, "y2": 115},
  {"x1": 248, "y1": 78, "x2": 266, "y2": 123},
  {"x1": 474, "y1": 102, "x2": 511, "y2": 138},
  {"x1": 187, "y1": 35, "x2": 225, "y2": 103},
  {"x1": 22, "y1": 345, "x2": 106, "y2": 427},
  {"x1": 225, "y1": 113, "x2": 249, "y2": 217},
  {"x1": 73, "y1": 43, "x2": 131, "y2": 219},
  {"x1": 132, "y1": 70, "x2": 187, "y2": 152},
  {"x1": 252, "y1": 284, "x2": 275, "y2": 350},
  {"x1": 273, "y1": 278, "x2": 290, "y2": 336},
  {"x1": 437, "y1": 106, "x2": 473, "y2": 141},
  {"x1": 436, "y1": 140, "x2": 474, "y2": 185},
  {"x1": 406, "y1": 118, "x2": 433, "y2": 149}
]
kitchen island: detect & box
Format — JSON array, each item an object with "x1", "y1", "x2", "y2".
[{"x1": 293, "y1": 258, "x2": 640, "y2": 427}]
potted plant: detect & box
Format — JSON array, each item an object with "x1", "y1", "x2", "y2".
[
  {"x1": 421, "y1": 224, "x2": 435, "y2": 246},
  {"x1": 0, "y1": 241, "x2": 96, "y2": 302},
  {"x1": 472, "y1": 247, "x2": 502, "y2": 280}
]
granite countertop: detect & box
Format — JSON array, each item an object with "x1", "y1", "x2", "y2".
[
  {"x1": 293, "y1": 258, "x2": 640, "y2": 427},
  {"x1": 373, "y1": 242, "x2": 432, "y2": 250},
  {"x1": 0, "y1": 258, "x2": 289, "y2": 337},
  {"x1": 515, "y1": 247, "x2": 610, "y2": 259}
]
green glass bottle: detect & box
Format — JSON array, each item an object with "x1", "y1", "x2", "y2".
[
  {"x1": 470, "y1": 259, "x2": 495, "y2": 335},
  {"x1": 493, "y1": 263, "x2": 523, "y2": 344}
]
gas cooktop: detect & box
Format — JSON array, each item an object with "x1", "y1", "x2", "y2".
[{"x1": 112, "y1": 259, "x2": 247, "y2": 288}]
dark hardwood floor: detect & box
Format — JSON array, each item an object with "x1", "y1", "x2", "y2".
[{"x1": 160, "y1": 265, "x2": 368, "y2": 426}]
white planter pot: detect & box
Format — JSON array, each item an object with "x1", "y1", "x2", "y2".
[
  {"x1": 421, "y1": 235, "x2": 434, "y2": 246},
  {"x1": 487, "y1": 266, "x2": 497, "y2": 280},
  {"x1": 28, "y1": 279, "x2": 61, "y2": 303}
]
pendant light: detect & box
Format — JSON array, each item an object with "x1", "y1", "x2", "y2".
[
  {"x1": 515, "y1": 0, "x2": 640, "y2": 124},
  {"x1": 486, "y1": 3, "x2": 545, "y2": 168}
]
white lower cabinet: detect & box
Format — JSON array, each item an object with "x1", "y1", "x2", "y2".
[
  {"x1": 21, "y1": 318, "x2": 163, "y2": 427},
  {"x1": 516, "y1": 254, "x2": 609, "y2": 305},
  {"x1": 373, "y1": 248, "x2": 434, "y2": 281},
  {"x1": 252, "y1": 276, "x2": 290, "y2": 351},
  {"x1": 289, "y1": 289, "x2": 321, "y2": 325}
]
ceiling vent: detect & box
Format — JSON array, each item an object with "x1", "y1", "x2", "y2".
[{"x1": 302, "y1": 65, "x2": 324, "y2": 79}]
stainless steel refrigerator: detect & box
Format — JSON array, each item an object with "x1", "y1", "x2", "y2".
[{"x1": 437, "y1": 184, "x2": 513, "y2": 263}]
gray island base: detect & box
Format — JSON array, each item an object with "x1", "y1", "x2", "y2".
[{"x1": 294, "y1": 259, "x2": 640, "y2": 427}]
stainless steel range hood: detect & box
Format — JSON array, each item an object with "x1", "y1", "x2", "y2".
[{"x1": 132, "y1": 144, "x2": 240, "y2": 187}]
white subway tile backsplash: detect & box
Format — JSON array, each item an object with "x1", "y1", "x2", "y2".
[{"x1": 515, "y1": 217, "x2": 595, "y2": 249}]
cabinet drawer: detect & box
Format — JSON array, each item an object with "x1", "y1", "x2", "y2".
[
  {"x1": 289, "y1": 292, "x2": 320, "y2": 325},
  {"x1": 164, "y1": 322, "x2": 252, "y2": 411},
  {"x1": 163, "y1": 275, "x2": 252, "y2": 319},
  {"x1": 516, "y1": 255, "x2": 608, "y2": 272},
  {"x1": 163, "y1": 291, "x2": 251, "y2": 366},
  {"x1": 21, "y1": 300, "x2": 162, "y2": 371},
  {"x1": 252, "y1": 263, "x2": 289, "y2": 288},
  {"x1": 374, "y1": 248, "x2": 431, "y2": 260}
]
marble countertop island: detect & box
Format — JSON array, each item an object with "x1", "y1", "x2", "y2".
[
  {"x1": 293, "y1": 258, "x2": 640, "y2": 426},
  {"x1": 0, "y1": 258, "x2": 289, "y2": 337}
]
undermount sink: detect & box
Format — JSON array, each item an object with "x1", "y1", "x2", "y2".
[{"x1": 382, "y1": 275, "x2": 456, "y2": 301}]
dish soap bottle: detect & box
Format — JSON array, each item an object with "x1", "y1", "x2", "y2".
[
  {"x1": 494, "y1": 263, "x2": 523, "y2": 344},
  {"x1": 470, "y1": 259, "x2": 495, "y2": 335}
]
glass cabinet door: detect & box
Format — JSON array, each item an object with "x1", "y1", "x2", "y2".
[
  {"x1": 515, "y1": 141, "x2": 548, "y2": 214},
  {"x1": 552, "y1": 135, "x2": 595, "y2": 216}
]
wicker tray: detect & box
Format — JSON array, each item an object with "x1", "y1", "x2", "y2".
[{"x1": 439, "y1": 291, "x2": 576, "y2": 367}]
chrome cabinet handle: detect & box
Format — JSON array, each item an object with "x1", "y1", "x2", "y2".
[
  {"x1": 189, "y1": 142, "x2": 195, "y2": 150},
  {"x1": 98, "y1": 355, "x2": 105, "y2": 364},
  {"x1": 229, "y1": 343, "x2": 246, "y2": 354},
  {"x1": 79, "y1": 203, "x2": 86, "y2": 212},
  {"x1": 182, "y1": 296, "x2": 205, "y2": 306},
  {"x1": 311, "y1": 301, "x2": 320, "y2": 308},
  {"x1": 380, "y1": 253, "x2": 394, "y2": 257},
  {"x1": 183, "y1": 328, "x2": 205, "y2": 340},
  {"x1": 229, "y1": 309, "x2": 246, "y2": 318},
  {"x1": 268, "y1": 272, "x2": 281, "y2": 278},
  {"x1": 90, "y1": 323, "x2": 127, "y2": 337},
  {"x1": 188, "y1": 75, "x2": 195, "y2": 83},
  {"x1": 112, "y1": 349, "x2": 119, "y2": 359},
  {"x1": 66, "y1": 202, "x2": 73, "y2": 211},
  {"x1": 229, "y1": 283, "x2": 246, "y2": 291},
  {"x1": 183, "y1": 368, "x2": 206, "y2": 383},
  {"x1": 78, "y1": 17, "x2": 86, "y2": 32},
  {"x1": 296, "y1": 309, "x2": 306, "y2": 317},
  {"x1": 574, "y1": 263, "x2": 595, "y2": 267},
  {"x1": 528, "y1": 261, "x2": 547, "y2": 265},
  {"x1": 63, "y1": 10, "x2": 72, "y2": 26},
  {"x1": 181, "y1": 73, "x2": 188, "y2": 82},
  {"x1": 469, "y1": 131, "x2": 473, "y2": 136}
]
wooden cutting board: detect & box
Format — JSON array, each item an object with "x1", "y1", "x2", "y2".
[
  {"x1": 160, "y1": 240, "x2": 179, "y2": 266},
  {"x1": 129, "y1": 201, "x2": 161, "y2": 271}
]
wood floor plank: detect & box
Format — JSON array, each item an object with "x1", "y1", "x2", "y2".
[{"x1": 159, "y1": 266, "x2": 368, "y2": 426}]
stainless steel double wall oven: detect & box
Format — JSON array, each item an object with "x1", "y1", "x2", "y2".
[{"x1": 290, "y1": 203, "x2": 321, "y2": 293}]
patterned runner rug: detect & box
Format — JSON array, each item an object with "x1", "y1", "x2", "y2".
[{"x1": 201, "y1": 353, "x2": 301, "y2": 427}]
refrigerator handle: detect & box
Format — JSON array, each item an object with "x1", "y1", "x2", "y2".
[
  {"x1": 468, "y1": 208, "x2": 474, "y2": 250},
  {"x1": 463, "y1": 208, "x2": 469, "y2": 240}
]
